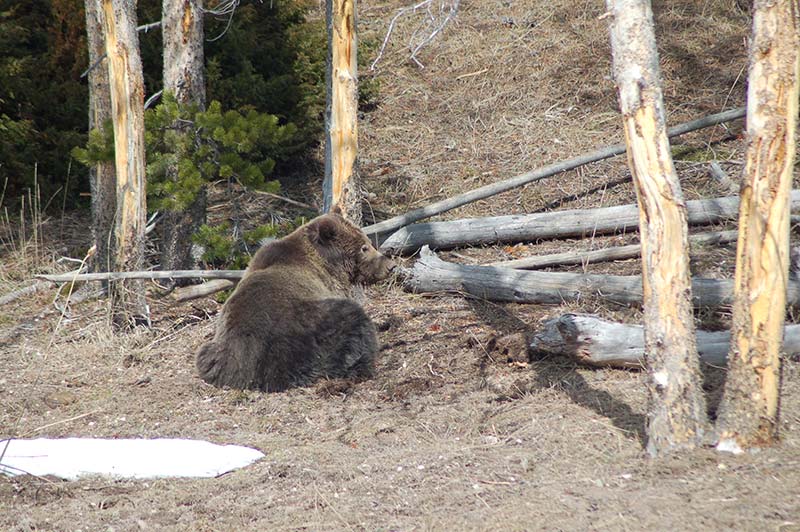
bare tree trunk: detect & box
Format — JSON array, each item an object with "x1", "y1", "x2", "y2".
[
  {"x1": 84, "y1": 0, "x2": 116, "y2": 276},
  {"x1": 715, "y1": 0, "x2": 800, "y2": 451},
  {"x1": 102, "y1": 0, "x2": 150, "y2": 327},
  {"x1": 323, "y1": 0, "x2": 362, "y2": 225},
  {"x1": 606, "y1": 0, "x2": 708, "y2": 456},
  {"x1": 159, "y1": 0, "x2": 207, "y2": 277}
]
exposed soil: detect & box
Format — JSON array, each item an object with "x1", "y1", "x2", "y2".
[{"x1": 3, "y1": 1, "x2": 800, "y2": 531}]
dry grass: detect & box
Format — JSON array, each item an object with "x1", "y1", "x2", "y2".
[{"x1": 3, "y1": 1, "x2": 800, "y2": 531}]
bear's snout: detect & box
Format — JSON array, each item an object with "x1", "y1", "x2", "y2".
[{"x1": 359, "y1": 248, "x2": 396, "y2": 283}]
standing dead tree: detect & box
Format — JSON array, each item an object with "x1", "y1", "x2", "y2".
[
  {"x1": 324, "y1": 0, "x2": 362, "y2": 224},
  {"x1": 606, "y1": 0, "x2": 707, "y2": 456},
  {"x1": 102, "y1": 0, "x2": 150, "y2": 327},
  {"x1": 159, "y1": 0, "x2": 207, "y2": 277},
  {"x1": 84, "y1": 0, "x2": 116, "y2": 276},
  {"x1": 715, "y1": 0, "x2": 800, "y2": 452}
]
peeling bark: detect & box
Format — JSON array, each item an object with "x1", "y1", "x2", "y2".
[
  {"x1": 324, "y1": 0, "x2": 362, "y2": 224},
  {"x1": 84, "y1": 0, "x2": 116, "y2": 276},
  {"x1": 716, "y1": 0, "x2": 800, "y2": 449},
  {"x1": 606, "y1": 0, "x2": 708, "y2": 456},
  {"x1": 102, "y1": 0, "x2": 150, "y2": 327}
]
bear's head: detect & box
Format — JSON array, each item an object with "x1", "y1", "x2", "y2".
[{"x1": 306, "y1": 208, "x2": 395, "y2": 285}]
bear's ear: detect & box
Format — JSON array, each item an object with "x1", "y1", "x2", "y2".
[
  {"x1": 330, "y1": 204, "x2": 343, "y2": 217},
  {"x1": 309, "y1": 217, "x2": 337, "y2": 245}
]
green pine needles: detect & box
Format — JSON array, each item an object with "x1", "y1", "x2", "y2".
[{"x1": 73, "y1": 92, "x2": 298, "y2": 212}]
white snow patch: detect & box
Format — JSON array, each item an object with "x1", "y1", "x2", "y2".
[
  {"x1": 0, "y1": 438, "x2": 264, "y2": 480},
  {"x1": 715, "y1": 438, "x2": 744, "y2": 455},
  {"x1": 653, "y1": 370, "x2": 669, "y2": 388}
]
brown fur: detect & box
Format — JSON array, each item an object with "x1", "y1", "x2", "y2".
[{"x1": 196, "y1": 211, "x2": 395, "y2": 392}]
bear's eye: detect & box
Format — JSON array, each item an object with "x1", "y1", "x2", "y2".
[{"x1": 361, "y1": 244, "x2": 369, "y2": 253}]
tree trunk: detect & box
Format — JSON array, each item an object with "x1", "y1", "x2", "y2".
[
  {"x1": 323, "y1": 0, "x2": 362, "y2": 224},
  {"x1": 606, "y1": 0, "x2": 708, "y2": 456},
  {"x1": 84, "y1": 0, "x2": 116, "y2": 276},
  {"x1": 102, "y1": 0, "x2": 150, "y2": 327},
  {"x1": 715, "y1": 0, "x2": 800, "y2": 451},
  {"x1": 159, "y1": 0, "x2": 206, "y2": 278}
]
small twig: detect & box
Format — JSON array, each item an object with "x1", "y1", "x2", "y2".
[
  {"x1": 371, "y1": 0, "x2": 459, "y2": 70},
  {"x1": 312, "y1": 483, "x2": 356, "y2": 532},
  {"x1": 249, "y1": 189, "x2": 317, "y2": 211},
  {"x1": 48, "y1": 246, "x2": 96, "y2": 348},
  {"x1": 204, "y1": 0, "x2": 244, "y2": 42},
  {"x1": 138, "y1": 20, "x2": 162, "y2": 33},
  {"x1": 455, "y1": 68, "x2": 488, "y2": 81},
  {"x1": 409, "y1": 0, "x2": 460, "y2": 68},
  {"x1": 18, "y1": 411, "x2": 101, "y2": 438},
  {"x1": 144, "y1": 90, "x2": 164, "y2": 110},
  {"x1": 145, "y1": 211, "x2": 161, "y2": 235}
]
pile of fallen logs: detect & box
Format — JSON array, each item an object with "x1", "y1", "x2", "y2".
[{"x1": 17, "y1": 107, "x2": 800, "y2": 367}]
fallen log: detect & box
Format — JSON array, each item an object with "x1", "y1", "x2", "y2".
[
  {"x1": 382, "y1": 190, "x2": 800, "y2": 255},
  {"x1": 37, "y1": 269, "x2": 244, "y2": 283},
  {"x1": 171, "y1": 279, "x2": 236, "y2": 302},
  {"x1": 708, "y1": 161, "x2": 738, "y2": 194},
  {"x1": 487, "y1": 230, "x2": 738, "y2": 270},
  {"x1": 402, "y1": 246, "x2": 800, "y2": 307},
  {"x1": 528, "y1": 314, "x2": 800, "y2": 369},
  {"x1": 364, "y1": 107, "x2": 746, "y2": 238},
  {"x1": 0, "y1": 281, "x2": 52, "y2": 306}
]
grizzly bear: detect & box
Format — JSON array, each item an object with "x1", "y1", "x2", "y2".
[{"x1": 196, "y1": 209, "x2": 395, "y2": 392}]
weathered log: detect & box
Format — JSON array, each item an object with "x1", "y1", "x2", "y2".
[
  {"x1": 487, "y1": 230, "x2": 738, "y2": 270},
  {"x1": 382, "y1": 190, "x2": 800, "y2": 255},
  {"x1": 37, "y1": 270, "x2": 243, "y2": 283},
  {"x1": 528, "y1": 314, "x2": 800, "y2": 369},
  {"x1": 363, "y1": 107, "x2": 746, "y2": 238},
  {"x1": 709, "y1": 161, "x2": 738, "y2": 194},
  {"x1": 402, "y1": 247, "x2": 800, "y2": 307},
  {"x1": 0, "y1": 281, "x2": 51, "y2": 306},
  {"x1": 171, "y1": 279, "x2": 236, "y2": 302}
]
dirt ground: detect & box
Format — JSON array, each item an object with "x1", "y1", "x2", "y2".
[{"x1": 3, "y1": 1, "x2": 800, "y2": 531}]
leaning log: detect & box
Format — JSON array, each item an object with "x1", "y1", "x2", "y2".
[
  {"x1": 363, "y1": 107, "x2": 746, "y2": 238},
  {"x1": 402, "y1": 247, "x2": 800, "y2": 307},
  {"x1": 382, "y1": 190, "x2": 800, "y2": 255},
  {"x1": 487, "y1": 230, "x2": 738, "y2": 270},
  {"x1": 528, "y1": 314, "x2": 800, "y2": 369}
]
